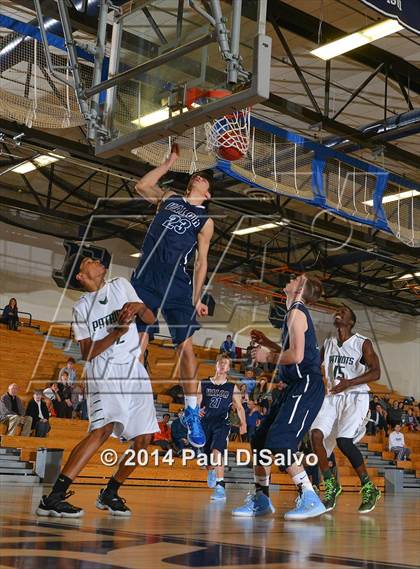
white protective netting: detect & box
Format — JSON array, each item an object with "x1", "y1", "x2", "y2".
[
  {"x1": 382, "y1": 182, "x2": 420, "y2": 247},
  {"x1": 132, "y1": 124, "x2": 218, "y2": 173},
  {"x1": 0, "y1": 31, "x2": 91, "y2": 128}
]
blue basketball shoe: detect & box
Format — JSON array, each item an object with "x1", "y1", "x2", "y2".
[
  {"x1": 181, "y1": 406, "x2": 206, "y2": 448},
  {"x1": 232, "y1": 492, "x2": 275, "y2": 517},
  {"x1": 211, "y1": 485, "x2": 226, "y2": 501},
  {"x1": 284, "y1": 488, "x2": 326, "y2": 520}
]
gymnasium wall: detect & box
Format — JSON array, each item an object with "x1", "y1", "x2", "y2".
[{"x1": 1, "y1": 222, "x2": 419, "y2": 397}]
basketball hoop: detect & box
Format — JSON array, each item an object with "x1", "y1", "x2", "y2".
[
  {"x1": 131, "y1": 88, "x2": 251, "y2": 171},
  {"x1": 199, "y1": 89, "x2": 251, "y2": 162}
]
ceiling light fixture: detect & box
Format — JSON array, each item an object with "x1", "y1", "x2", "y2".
[
  {"x1": 10, "y1": 152, "x2": 64, "y2": 174},
  {"x1": 363, "y1": 189, "x2": 420, "y2": 207},
  {"x1": 311, "y1": 19, "x2": 404, "y2": 60},
  {"x1": 232, "y1": 220, "x2": 289, "y2": 236}
]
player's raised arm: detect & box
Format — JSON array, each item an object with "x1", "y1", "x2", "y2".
[
  {"x1": 135, "y1": 144, "x2": 179, "y2": 205},
  {"x1": 251, "y1": 309, "x2": 307, "y2": 366},
  {"x1": 193, "y1": 218, "x2": 214, "y2": 316}
]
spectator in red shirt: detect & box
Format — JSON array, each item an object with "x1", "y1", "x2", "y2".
[{"x1": 154, "y1": 414, "x2": 175, "y2": 452}]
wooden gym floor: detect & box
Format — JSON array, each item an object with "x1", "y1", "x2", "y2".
[{"x1": 0, "y1": 485, "x2": 418, "y2": 568}]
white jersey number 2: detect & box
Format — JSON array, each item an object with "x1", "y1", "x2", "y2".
[{"x1": 162, "y1": 214, "x2": 192, "y2": 235}]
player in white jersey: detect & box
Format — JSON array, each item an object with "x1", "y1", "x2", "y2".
[
  {"x1": 36, "y1": 255, "x2": 159, "y2": 518},
  {"x1": 311, "y1": 305, "x2": 381, "y2": 514}
]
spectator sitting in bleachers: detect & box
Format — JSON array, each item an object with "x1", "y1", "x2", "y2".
[
  {"x1": 44, "y1": 396, "x2": 56, "y2": 418},
  {"x1": 171, "y1": 410, "x2": 189, "y2": 452},
  {"x1": 405, "y1": 408, "x2": 419, "y2": 432},
  {"x1": 59, "y1": 357, "x2": 77, "y2": 385},
  {"x1": 244, "y1": 399, "x2": 263, "y2": 441},
  {"x1": 0, "y1": 383, "x2": 32, "y2": 435},
  {"x1": 2, "y1": 298, "x2": 19, "y2": 331},
  {"x1": 240, "y1": 368, "x2": 257, "y2": 396},
  {"x1": 58, "y1": 371, "x2": 73, "y2": 419},
  {"x1": 238, "y1": 383, "x2": 249, "y2": 404},
  {"x1": 383, "y1": 394, "x2": 392, "y2": 410},
  {"x1": 389, "y1": 424, "x2": 411, "y2": 463},
  {"x1": 388, "y1": 400, "x2": 403, "y2": 428},
  {"x1": 166, "y1": 383, "x2": 184, "y2": 404},
  {"x1": 367, "y1": 404, "x2": 388, "y2": 436},
  {"x1": 43, "y1": 382, "x2": 64, "y2": 417},
  {"x1": 271, "y1": 380, "x2": 287, "y2": 403},
  {"x1": 220, "y1": 335, "x2": 236, "y2": 360},
  {"x1": 154, "y1": 413, "x2": 177, "y2": 453},
  {"x1": 71, "y1": 383, "x2": 87, "y2": 420},
  {"x1": 251, "y1": 376, "x2": 272, "y2": 405},
  {"x1": 25, "y1": 390, "x2": 50, "y2": 437},
  {"x1": 369, "y1": 395, "x2": 381, "y2": 412},
  {"x1": 229, "y1": 407, "x2": 242, "y2": 441}
]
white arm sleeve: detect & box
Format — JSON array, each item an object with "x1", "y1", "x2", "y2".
[
  {"x1": 118, "y1": 277, "x2": 143, "y2": 303},
  {"x1": 72, "y1": 305, "x2": 90, "y2": 341}
]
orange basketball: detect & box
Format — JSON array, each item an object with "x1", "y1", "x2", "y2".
[
  {"x1": 216, "y1": 129, "x2": 247, "y2": 161},
  {"x1": 217, "y1": 145, "x2": 245, "y2": 161}
]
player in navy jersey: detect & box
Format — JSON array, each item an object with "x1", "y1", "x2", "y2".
[
  {"x1": 132, "y1": 145, "x2": 214, "y2": 448},
  {"x1": 232, "y1": 274, "x2": 327, "y2": 520},
  {"x1": 197, "y1": 353, "x2": 246, "y2": 501}
]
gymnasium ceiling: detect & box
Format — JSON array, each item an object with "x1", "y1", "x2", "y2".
[{"x1": 0, "y1": 0, "x2": 419, "y2": 315}]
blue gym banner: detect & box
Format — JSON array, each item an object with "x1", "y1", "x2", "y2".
[{"x1": 360, "y1": 1, "x2": 420, "y2": 35}]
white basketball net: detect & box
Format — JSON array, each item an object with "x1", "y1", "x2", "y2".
[{"x1": 205, "y1": 109, "x2": 251, "y2": 156}]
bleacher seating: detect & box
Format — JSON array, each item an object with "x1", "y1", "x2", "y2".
[{"x1": 0, "y1": 323, "x2": 418, "y2": 490}]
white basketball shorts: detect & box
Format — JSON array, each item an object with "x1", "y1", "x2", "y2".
[
  {"x1": 85, "y1": 358, "x2": 158, "y2": 441},
  {"x1": 310, "y1": 391, "x2": 370, "y2": 457}
]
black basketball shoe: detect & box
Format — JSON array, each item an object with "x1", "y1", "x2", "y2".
[
  {"x1": 96, "y1": 489, "x2": 131, "y2": 517},
  {"x1": 36, "y1": 491, "x2": 84, "y2": 518}
]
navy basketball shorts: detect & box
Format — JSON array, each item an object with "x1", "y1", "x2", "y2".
[
  {"x1": 131, "y1": 262, "x2": 200, "y2": 346},
  {"x1": 202, "y1": 420, "x2": 231, "y2": 457},
  {"x1": 252, "y1": 374, "x2": 325, "y2": 455}
]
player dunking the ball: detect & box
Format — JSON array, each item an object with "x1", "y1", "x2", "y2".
[
  {"x1": 198, "y1": 353, "x2": 247, "y2": 501},
  {"x1": 232, "y1": 274, "x2": 326, "y2": 520},
  {"x1": 36, "y1": 256, "x2": 159, "y2": 517},
  {"x1": 311, "y1": 305, "x2": 381, "y2": 513},
  {"x1": 132, "y1": 144, "x2": 214, "y2": 447}
]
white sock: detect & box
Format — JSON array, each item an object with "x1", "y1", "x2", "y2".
[
  {"x1": 254, "y1": 473, "x2": 270, "y2": 487},
  {"x1": 292, "y1": 470, "x2": 313, "y2": 491},
  {"x1": 184, "y1": 395, "x2": 197, "y2": 409},
  {"x1": 216, "y1": 477, "x2": 224, "y2": 482}
]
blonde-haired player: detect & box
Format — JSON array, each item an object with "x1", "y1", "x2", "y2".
[{"x1": 198, "y1": 353, "x2": 246, "y2": 501}]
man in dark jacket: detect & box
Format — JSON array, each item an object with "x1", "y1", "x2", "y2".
[
  {"x1": 26, "y1": 391, "x2": 50, "y2": 437},
  {"x1": 171, "y1": 410, "x2": 190, "y2": 451},
  {"x1": 1, "y1": 383, "x2": 32, "y2": 435}
]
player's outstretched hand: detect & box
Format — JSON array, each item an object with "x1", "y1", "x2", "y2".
[
  {"x1": 196, "y1": 301, "x2": 208, "y2": 317},
  {"x1": 330, "y1": 378, "x2": 350, "y2": 395},
  {"x1": 199, "y1": 406, "x2": 206, "y2": 418},
  {"x1": 250, "y1": 329, "x2": 270, "y2": 347},
  {"x1": 239, "y1": 423, "x2": 247, "y2": 436}
]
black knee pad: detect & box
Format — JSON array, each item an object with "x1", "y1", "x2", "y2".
[{"x1": 336, "y1": 437, "x2": 364, "y2": 470}]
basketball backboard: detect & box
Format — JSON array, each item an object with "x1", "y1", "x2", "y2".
[{"x1": 94, "y1": 0, "x2": 271, "y2": 158}]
